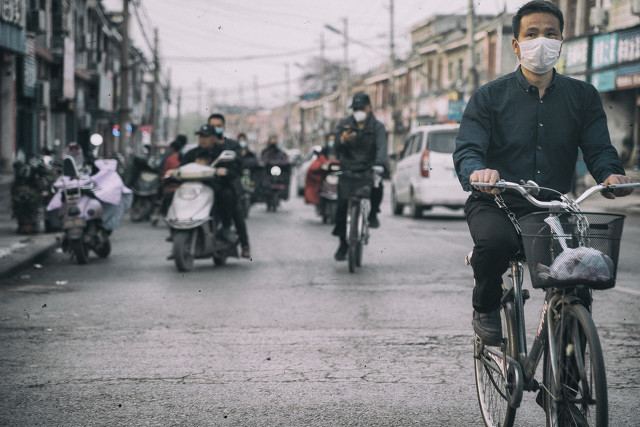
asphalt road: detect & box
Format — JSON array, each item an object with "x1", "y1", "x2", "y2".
[{"x1": 1, "y1": 183, "x2": 639, "y2": 426}]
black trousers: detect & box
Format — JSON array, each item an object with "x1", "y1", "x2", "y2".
[
  {"x1": 332, "y1": 173, "x2": 372, "y2": 241},
  {"x1": 464, "y1": 191, "x2": 544, "y2": 313},
  {"x1": 233, "y1": 201, "x2": 249, "y2": 247},
  {"x1": 214, "y1": 185, "x2": 249, "y2": 247},
  {"x1": 370, "y1": 181, "x2": 383, "y2": 215}
]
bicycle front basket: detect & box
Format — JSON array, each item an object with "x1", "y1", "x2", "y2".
[{"x1": 519, "y1": 212, "x2": 625, "y2": 290}]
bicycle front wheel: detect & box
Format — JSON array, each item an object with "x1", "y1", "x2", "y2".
[
  {"x1": 544, "y1": 303, "x2": 607, "y2": 427},
  {"x1": 474, "y1": 302, "x2": 518, "y2": 427},
  {"x1": 348, "y1": 202, "x2": 360, "y2": 273}
]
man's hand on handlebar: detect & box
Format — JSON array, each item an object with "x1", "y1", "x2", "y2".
[
  {"x1": 470, "y1": 169, "x2": 502, "y2": 195},
  {"x1": 602, "y1": 174, "x2": 634, "y2": 199}
]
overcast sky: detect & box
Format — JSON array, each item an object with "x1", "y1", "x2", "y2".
[{"x1": 102, "y1": 0, "x2": 528, "y2": 113}]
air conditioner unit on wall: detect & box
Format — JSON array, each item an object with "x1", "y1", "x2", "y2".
[
  {"x1": 590, "y1": 8, "x2": 609, "y2": 28},
  {"x1": 36, "y1": 81, "x2": 50, "y2": 107}
]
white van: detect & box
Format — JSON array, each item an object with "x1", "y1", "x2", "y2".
[{"x1": 391, "y1": 123, "x2": 468, "y2": 217}]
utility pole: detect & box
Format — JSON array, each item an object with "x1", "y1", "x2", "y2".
[
  {"x1": 389, "y1": 0, "x2": 396, "y2": 154},
  {"x1": 196, "y1": 78, "x2": 202, "y2": 121},
  {"x1": 320, "y1": 32, "x2": 326, "y2": 138},
  {"x1": 118, "y1": 0, "x2": 130, "y2": 156},
  {"x1": 176, "y1": 88, "x2": 182, "y2": 135},
  {"x1": 285, "y1": 63, "x2": 290, "y2": 147},
  {"x1": 253, "y1": 75, "x2": 259, "y2": 109},
  {"x1": 467, "y1": 0, "x2": 478, "y2": 94},
  {"x1": 343, "y1": 17, "x2": 349, "y2": 114},
  {"x1": 151, "y1": 27, "x2": 159, "y2": 146}
]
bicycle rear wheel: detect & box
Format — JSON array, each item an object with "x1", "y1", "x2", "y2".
[
  {"x1": 543, "y1": 303, "x2": 607, "y2": 427},
  {"x1": 474, "y1": 302, "x2": 518, "y2": 427}
]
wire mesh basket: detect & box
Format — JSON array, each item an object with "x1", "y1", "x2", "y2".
[{"x1": 519, "y1": 212, "x2": 626, "y2": 289}]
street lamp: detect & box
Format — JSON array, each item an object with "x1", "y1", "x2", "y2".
[{"x1": 324, "y1": 19, "x2": 349, "y2": 114}]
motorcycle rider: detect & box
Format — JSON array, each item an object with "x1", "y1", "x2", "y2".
[
  {"x1": 259, "y1": 134, "x2": 291, "y2": 203},
  {"x1": 332, "y1": 92, "x2": 388, "y2": 261},
  {"x1": 304, "y1": 134, "x2": 338, "y2": 206},
  {"x1": 206, "y1": 114, "x2": 252, "y2": 259}
]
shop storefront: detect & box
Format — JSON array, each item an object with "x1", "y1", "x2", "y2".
[
  {"x1": 0, "y1": 0, "x2": 27, "y2": 172},
  {"x1": 560, "y1": 27, "x2": 640, "y2": 167}
]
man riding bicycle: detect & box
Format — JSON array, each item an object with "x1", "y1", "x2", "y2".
[
  {"x1": 453, "y1": 0, "x2": 633, "y2": 346},
  {"x1": 332, "y1": 92, "x2": 388, "y2": 261}
]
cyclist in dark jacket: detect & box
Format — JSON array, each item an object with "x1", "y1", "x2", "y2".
[{"x1": 332, "y1": 92, "x2": 388, "y2": 261}]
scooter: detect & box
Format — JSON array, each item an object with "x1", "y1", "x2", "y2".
[
  {"x1": 128, "y1": 155, "x2": 161, "y2": 222},
  {"x1": 11, "y1": 151, "x2": 58, "y2": 233},
  {"x1": 164, "y1": 150, "x2": 240, "y2": 272},
  {"x1": 317, "y1": 162, "x2": 339, "y2": 224},
  {"x1": 46, "y1": 134, "x2": 132, "y2": 264},
  {"x1": 262, "y1": 161, "x2": 291, "y2": 212}
]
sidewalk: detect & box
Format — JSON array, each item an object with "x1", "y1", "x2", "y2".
[
  {"x1": 0, "y1": 173, "x2": 63, "y2": 280},
  {"x1": 0, "y1": 171, "x2": 639, "y2": 280}
]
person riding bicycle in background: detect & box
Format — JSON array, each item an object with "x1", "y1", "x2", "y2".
[
  {"x1": 332, "y1": 92, "x2": 388, "y2": 261},
  {"x1": 452, "y1": 0, "x2": 634, "y2": 346}
]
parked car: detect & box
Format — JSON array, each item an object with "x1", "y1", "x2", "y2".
[
  {"x1": 390, "y1": 123, "x2": 467, "y2": 217},
  {"x1": 295, "y1": 146, "x2": 321, "y2": 196}
]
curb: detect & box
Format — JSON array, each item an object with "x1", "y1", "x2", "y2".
[{"x1": 0, "y1": 233, "x2": 62, "y2": 280}]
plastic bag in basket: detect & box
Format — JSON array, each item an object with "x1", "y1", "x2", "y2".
[{"x1": 536, "y1": 216, "x2": 614, "y2": 282}]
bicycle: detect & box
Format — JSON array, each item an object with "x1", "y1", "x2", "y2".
[
  {"x1": 342, "y1": 165, "x2": 384, "y2": 273},
  {"x1": 469, "y1": 180, "x2": 638, "y2": 427}
]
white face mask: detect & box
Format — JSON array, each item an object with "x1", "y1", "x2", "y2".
[
  {"x1": 517, "y1": 37, "x2": 562, "y2": 74},
  {"x1": 353, "y1": 111, "x2": 367, "y2": 123}
]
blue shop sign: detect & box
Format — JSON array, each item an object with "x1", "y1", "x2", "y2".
[
  {"x1": 559, "y1": 37, "x2": 589, "y2": 74},
  {"x1": 592, "y1": 33, "x2": 617, "y2": 70},
  {"x1": 447, "y1": 100, "x2": 465, "y2": 121},
  {"x1": 617, "y1": 27, "x2": 640, "y2": 64},
  {"x1": 591, "y1": 70, "x2": 616, "y2": 92},
  {"x1": 0, "y1": 0, "x2": 26, "y2": 54}
]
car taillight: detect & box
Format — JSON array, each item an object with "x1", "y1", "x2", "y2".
[{"x1": 420, "y1": 149, "x2": 430, "y2": 178}]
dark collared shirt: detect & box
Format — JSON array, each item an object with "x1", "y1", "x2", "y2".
[{"x1": 453, "y1": 66, "x2": 624, "y2": 194}]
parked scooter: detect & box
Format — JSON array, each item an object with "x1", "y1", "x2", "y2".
[
  {"x1": 164, "y1": 150, "x2": 239, "y2": 272},
  {"x1": 127, "y1": 154, "x2": 161, "y2": 222},
  {"x1": 46, "y1": 134, "x2": 132, "y2": 264},
  {"x1": 11, "y1": 150, "x2": 58, "y2": 234}
]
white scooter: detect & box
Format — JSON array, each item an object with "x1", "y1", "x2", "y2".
[{"x1": 164, "y1": 150, "x2": 239, "y2": 272}]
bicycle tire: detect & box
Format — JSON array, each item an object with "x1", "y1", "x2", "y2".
[
  {"x1": 348, "y1": 202, "x2": 359, "y2": 273},
  {"x1": 474, "y1": 302, "x2": 518, "y2": 427},
  {"x1": 543, "y1": 303, "x2": 607, "y2": 427}
]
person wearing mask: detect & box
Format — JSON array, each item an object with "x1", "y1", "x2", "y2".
[
  {"x1": 332, "y1": 92, "x2": 388, "y2": 261},
  {"x1": 206, "y1": 114, "x2": 252, "y2": 259},
  {"x1": 453, "y1": 0, "x2": 634, "y2": 346},
  {"x1": 259, "y1": 133, "x2": 291, "y2": 202},
  {"x1": 260, "y1": 134, "x2": 288, "y2": 164},
  {"x1": 182, "y1": 119, "x2": 250, "y2": 259},
  {"x1": 237, "y1": 132, "x2": 258, "y2": 170},
  {"x1": 304, "y1": 134, "x2": 338, "y2": 206}
]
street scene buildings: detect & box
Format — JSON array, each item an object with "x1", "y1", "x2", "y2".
[{"x1": 1, "y1": 0, "x2": 640, "y2": 170}]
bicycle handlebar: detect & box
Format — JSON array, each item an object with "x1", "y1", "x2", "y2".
[{"x1": 472, "y1": 180, "x2": 639, "y2": 210}]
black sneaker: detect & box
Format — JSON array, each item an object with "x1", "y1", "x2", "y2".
[
  {"x1": 334, "y1": 240, "x2": 348, "y2": 261},
  {"x1": 368, "y1": 213, "x2": 380, "y2": 228},
  {"x1": 472, "y1": 309, "x2": 503, "y2": 346}
]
